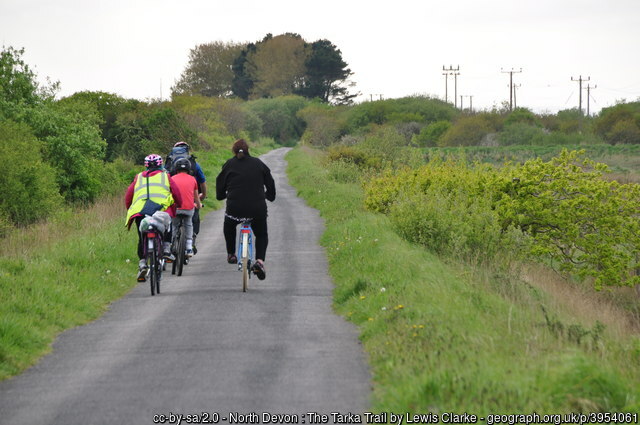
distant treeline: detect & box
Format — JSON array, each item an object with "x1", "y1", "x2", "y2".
[{"x1": 2, "y1": 44, "x2": 639, "y2": 234}]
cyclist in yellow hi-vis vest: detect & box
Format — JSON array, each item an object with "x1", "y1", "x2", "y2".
[{"x1": 125, "y1": 154, "x2": 183, "y2": 281}]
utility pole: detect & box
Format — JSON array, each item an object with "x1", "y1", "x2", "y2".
[
  {"x1": 443, "y1": 65, "x2": 460, "y2": 106},
  {"x1": 571, "y1": 75, "x2": 590, "y2": 114},
  {"x1": 513, "y1": 84, "x2": 521, "y2": 109},
  {"x1": 584, "y1": 84, "x2": 597, "y2": 117},
  {"x1": 442, "y1": 67, "x2": 449, "y2": 103},
  {"x1": 501, "y1": 68, "x2": 522, "y2": 111},
  {"x1": 461, "y1": 95, "x2": 473, "y2": 112}
]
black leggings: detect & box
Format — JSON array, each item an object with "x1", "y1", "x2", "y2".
[
  {"x1": 135, "y1": 216, "x2": 145, "y2": 259},
  {"x1": 223, "y1": 216, "x2": 268, "y2": 261}
]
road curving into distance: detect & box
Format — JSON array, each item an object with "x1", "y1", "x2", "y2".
[{"x1": 0, "y1": 147, "x2": 371, "y2": 425}]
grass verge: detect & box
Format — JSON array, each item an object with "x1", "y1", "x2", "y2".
[
  {"x1": 0, "y1": 147, "x2": 234, "y2": 381},
  {"x1": 286, "y1": 146, "x2": 640, "y2": 414}
]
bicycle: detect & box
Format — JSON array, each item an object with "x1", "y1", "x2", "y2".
[
  {"x1": 236, "y1": 220, "x2": 254, "y2": 292},
  {"x1": 171, "y1": 215, "x2": 189, "y2": 277},
  {"x1": 142, "y1": 224, "x2": 164, "y2": 296}
]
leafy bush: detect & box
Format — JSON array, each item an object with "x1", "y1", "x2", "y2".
[
  {"x1": 413, "y1": 120, "x2": 452, "y2": 147},
  {"x1": 245, "y1": 95, "x2": 309, "y2": 145},
  {"x1": 497, "y1": 150, "x2": 640, "y2": 289},
  {"x1": 439, "y1": 115, "x2": 493, "y2": 146},
  {"x1": 365, "y1": 159, "x2": 521, "y2": 263},
  {"x1": 25, "y1": 99, "x2": 107, "y2": 203},
  {"x1": 357, "y1": 125, "x2": 421, "y2": 170},
  {"x1": 0, "y1": 120, "x2": 62, "y2": 225},
  {"x1": 111, "y1": 103, "x2": 199, "y2": 163},
  {"x1": 345, "y1": 96, "x2": 456, "y2": 133},
  {"x1": 298, "y1": 102, "x2": 343, "y2": 147},
  {"x1": 327, "y1": 160, "x2": 363, "y2": 183},
  {"x1": 0, "y1": 46, "x2": 45, "y2": 119},
  {"x1": 593, "y1": 102, "x2": 640, "y2": 144},
  {"x1": 326, "y1": 145, "x2": 368, "y2": 166},
  {"x1": 607, "y1": 119, "x2": 640, "y2": 144},
  {"x1": 556, "y1": 108, "x2": 585, "y2": 134},
  {"x1": 499, "y1": 123, "x2": 547, "y2": 146},
  {"x1": 59, "y1": 91, "x2": 141, "y2": 160},
  {"x1": 365, "y1": 150, "x2": 640, "y2": 289},
  {"x1": 504, "y1": 107, "x2": 539, "y2": 127}
]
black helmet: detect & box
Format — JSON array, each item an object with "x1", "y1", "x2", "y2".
[{"x1": 174, "y1": 157, "x2": 191, "y2": 172}]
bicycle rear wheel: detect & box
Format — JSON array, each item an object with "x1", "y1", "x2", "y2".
[
  {"x1": 241, "y1": 231, "x2": 249, "y2": 292},
  {"x1": 149, "y1": 250, "x2": 157, "y2": 296},
  {"x1": 242, "y1": 257, "x2": 249, "y2": 292},
  {"x1": 177, "y1": 226, "x2": 186, "y2": 276},
  {"x1": 155, "y1": 257, "x2": 161, "y2": 294}
]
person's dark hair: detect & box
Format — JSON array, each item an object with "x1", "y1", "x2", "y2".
[{"x1": 232, "y1": 139, "x2": 249, "y2": 159}]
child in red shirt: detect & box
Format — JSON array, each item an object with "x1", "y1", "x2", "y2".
[{"x1": 171, "y1": 158, "x2": 202, "y2": 256}]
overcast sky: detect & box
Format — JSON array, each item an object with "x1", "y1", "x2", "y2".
[{"x1": 2, "y1": 0, "x2": 639, "y2": 115}]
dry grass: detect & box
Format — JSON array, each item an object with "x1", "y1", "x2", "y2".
[
  {"x1": 2, "y1": 194, "x2": 125, "y2": 258},
  {"x1": 522, "y1": 264, "x2": 640, "y2": 339}
]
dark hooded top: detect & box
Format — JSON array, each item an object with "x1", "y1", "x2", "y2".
[{"x1": 215, "y1": 154, "x2": 276, "y2": 219}]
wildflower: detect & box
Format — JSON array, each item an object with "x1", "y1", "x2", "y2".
[
  {"x1": 380, "y1": 287, "x2": 386, "y2": 292},
  {"x1": 360, "y1": 295, "x2": 366, "y2": 300}
]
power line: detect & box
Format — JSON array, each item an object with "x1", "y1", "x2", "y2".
[
  {"x1": 571, "y1": 75, "x2": 590, "y2": 114},
  {"x1": 501, "y1": 68, "x2": 522, "y2": 111},
  {"x1": 443, "y1": 65, "x2": 460, "y2": 107}
]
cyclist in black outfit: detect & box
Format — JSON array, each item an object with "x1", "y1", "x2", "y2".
[{"x1": 216, "y1": 139, "x2": 276, "y2": 279}]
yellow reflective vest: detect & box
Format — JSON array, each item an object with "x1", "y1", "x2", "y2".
[{"x1": 125, "y1": 171, "x2": 174, "y2": 226}]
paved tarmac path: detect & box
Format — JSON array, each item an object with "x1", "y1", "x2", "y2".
[{"x1": 0, "y1": 147, "x2": 371, "y2": 425}]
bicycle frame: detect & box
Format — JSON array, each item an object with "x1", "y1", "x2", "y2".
[{"x1": 236, "y1": 221, "x2": 254, "y2": 292}]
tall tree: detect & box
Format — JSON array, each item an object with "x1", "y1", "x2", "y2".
[
  {"x1": 172, "y1": 41, "x2": 245, "y2": 98},
  {"x1": 302, "y1": 39, "x2": 356, "y2": 104},
  {"x1": 246, "y1": 33, "x2": 308, "y2": 99},
  {"x1": 231, "y1": 43, "x2": 256, "y2": 100}
]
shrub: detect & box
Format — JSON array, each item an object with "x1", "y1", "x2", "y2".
[
  {"x1": 504, "y1": 107, "x2": 539, "y2": 127},
  {"x1": 27, "y1": 99, "x2": 107, "y2": 203},
  {"x1": 439, "y1": 115, "x2": 493, "y2": 146},
  {"x1": 593, "y1": 102, "x2": 640, "y2": 144},
  {"x1": 499, "y1": 123, "x2": 546, "y2": 146},
  {"x1": 298, "y1": 102, "x2": 343, "y2": 147},
  {"x1": 326, "y1": 145, "x2": 368, "y2": 166},
  {"x1": 245, "y1": 95, "x2": 309, "y2": 145},
  {"x1": 365, "y1": 149, "x2": 640, "y2": 290},
  {"x1": 0, "y1": 120, "x2": 62, "y2": 225},
  {"x1": 413, "y1": 120, "x2": 452, "y2": 147},
  {"x1": 344, "y1": 96, "x2": 457, "y2": 133},
  {"x1": 607, "y1": 119, "x2": 640, "y2": 144}
]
